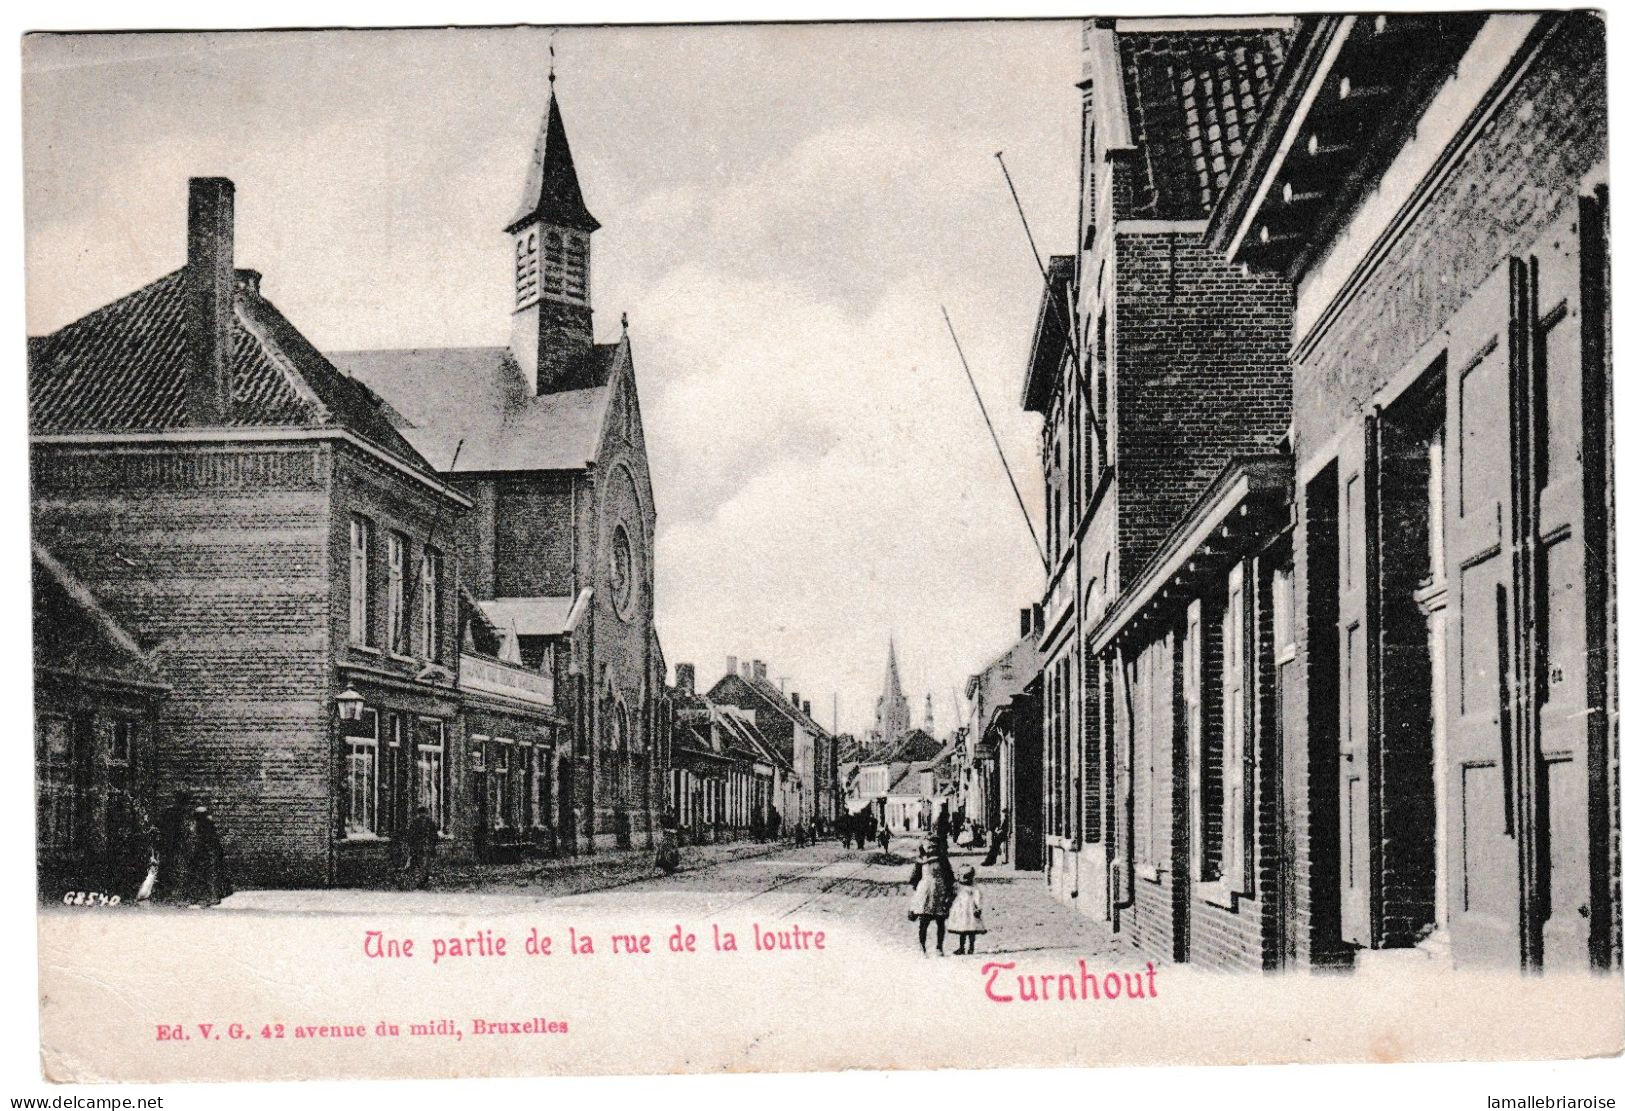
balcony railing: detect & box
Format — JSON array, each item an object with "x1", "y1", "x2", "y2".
[{"x1": 459, "y1": 652, "x2": 554, "y2": 708}]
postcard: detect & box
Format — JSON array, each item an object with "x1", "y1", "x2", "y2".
[{"x1": 24, "y1": 12, "x2": 1624, "y2": 1083}]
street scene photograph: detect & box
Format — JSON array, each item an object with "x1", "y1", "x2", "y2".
[{"x1": 20, "y1": 10, "x2": 1625, "y2": 1084}]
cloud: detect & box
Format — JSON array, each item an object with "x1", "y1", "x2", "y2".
[{"x1": 23, "y1": 21, "x2": 1079, "y2": 736}]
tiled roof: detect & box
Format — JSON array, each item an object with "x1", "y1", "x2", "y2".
[
  {"x1": 33, "y1": 544, "x2": 167, "y2": 691},
  {"x1": 331, "y1": 343, "x2": 620, "y2": 473},
  {"x1": 744, "y1": 674, "x2": 831, "y2": 740},
  {"x1": 28, "y1": 268, "x2": 432, "y2": 476},
  {"x1": 1117, "y1": 28, "x2": 1289, "y2": 220},
  {"x1": 886, "y1": 728, "x2": 943, "y2": 764},
  {"x1": 888, "y1": 760, "x2": 941, "y2": 797}
]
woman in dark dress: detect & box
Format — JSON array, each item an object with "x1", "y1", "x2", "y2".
[{"x1": 185, "y1": 805, "x2": 231, "y2": 908}]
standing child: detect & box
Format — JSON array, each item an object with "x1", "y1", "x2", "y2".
[
  {"x1": 907, "y1": 843, "x2": 953, "y2": 956},
  {"x1": 947, "y1": 865, "x2": 987, "y2": 955}
]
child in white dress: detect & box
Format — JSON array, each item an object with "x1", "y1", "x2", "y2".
[{"x1": 947, "y1": 865, "x2": 987, "y2": 954}]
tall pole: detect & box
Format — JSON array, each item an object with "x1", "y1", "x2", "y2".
[
  {"x1": 995, "y1": 150, "x2": 1104, "y2": 444},
  {"x1": 942, "y1": 305, "x2": 1046, "y2": 567}
]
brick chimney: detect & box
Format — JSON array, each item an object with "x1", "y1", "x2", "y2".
[
  {"x1": 753, "y1": 661, "x2": 768, "y2": 683},
  {"x1": 676, "y1": 663, "x2": 696, "y2": 697},
  {"x1": 726, "y1": 655, "x2": 738, "y2": 677},
  {"x1": 185, "y1": 177, "x2": 235, "y2": 425}
]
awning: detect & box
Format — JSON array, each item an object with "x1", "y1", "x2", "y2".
[
  {"x1": 479, "y1": 596, "x2": 575, "y2": 637},
  {"x1": 1090, "y1": 455, "x2": 1292, "y2": 654}
]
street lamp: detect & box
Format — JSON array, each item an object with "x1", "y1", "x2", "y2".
[{"x1": 336, "y1": 686, "x2": 366, "y2": 723}]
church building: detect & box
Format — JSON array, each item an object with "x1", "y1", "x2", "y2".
[
  {"x1": 869, "y1": 640, "x2": 912, "y2": 755},
  {"x1": 336, "y1": 79, "x2": 665, "y2": 855}
]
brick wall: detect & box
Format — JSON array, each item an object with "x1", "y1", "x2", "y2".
[
  {"x1": 1287, "y1": 14, "x2": 1608, "y2": 965},
  {"x1": 587, "y1": 377, "x2": 662, "y2": 845},
  {"x1": 34, "y1": 442, "x2": 334, "y2": 886},
  {"x1": 34, "y1": 438, "x2": 470, "y2": 888},
  {"x1": 488, "y1": 473, "x2": 575, "y2": 598},
  {"x1": 1294, "y1": 15, "x2": 1606, "y2": 461},
  {"x1": 1114, "y1": 231, "x2": 1294, "y2": 584}
]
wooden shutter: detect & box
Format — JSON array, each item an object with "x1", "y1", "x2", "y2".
[
  {"x1": 1526, "y1": 198, "x2": 1609, "y2": 969},
  {"x1": 1222, "y1": 561, "x2": 1254, "y2": 894},
  {"x1": 1339, "y1": 422, "x2": 1375, "y2": 946},
  {"x1": 1444, "y1": 259, "x2": 1524, "y2": 967}
]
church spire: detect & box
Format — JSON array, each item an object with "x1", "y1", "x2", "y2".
[
  {"x1": 884, "y1": 637, "x2": 904, "y2": 701},
  {"x1": 506, "y1": 88, "x2": 600, "y2": 235},
  {"x1": 507, "y1": 74, "x2": 599, "y2": 395}
]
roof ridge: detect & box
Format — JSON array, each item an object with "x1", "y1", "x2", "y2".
[{"x1": 232, "y1": 289, "x2": 332, "y2": 425}]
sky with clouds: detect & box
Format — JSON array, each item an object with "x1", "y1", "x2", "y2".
[{"x1": 23, "y1": 22, "x2": 1081, "y2": 736}]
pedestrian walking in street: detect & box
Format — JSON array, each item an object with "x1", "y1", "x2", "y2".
[
  {"x1": 947, "y1": 865, "x2": 987, "y2": 955},
  {"x1": 877, "y1": 824, "x2": 891, "y2": 854},
  {"x1": 907, "y1": 843, "x2": 954, "y2": 956},
  {"x1": 655, "y1": 810, "x2": 680, "y2": 873},
  {"x1": 982, "y1": 809, "x2": 1010, "y2": 867},
  {"x1": 839, "y1": 812, "x2": 852, "y2": 850},
  {"x1": 153, "y1": 790, "x2": 194, "y2": 904},
  {"x1": 184, "y1": 805, "x2": 231, "y2": 908},
  {"x1": 404, "y1": 806, "x2": 438, "y2": 890}
]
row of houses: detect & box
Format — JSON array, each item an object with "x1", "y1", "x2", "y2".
[
  {"x1": 668, "y1": 657, "x2": 840, "y2": 843},
  {"x1": 1007, "y1": 13, "x2": 1617, "y2": 972},
  {"x1": 31, "y1": 87, "x2": 677, "y2": 891}
]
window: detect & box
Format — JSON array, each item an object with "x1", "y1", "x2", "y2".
[
  {"x1": 1131, "y1": 649, "x2": 1153, "y2": 868},
  {"x1": 610, "y1": 524, "x2": 636, "y2": 619},
  {"x1": 416, "y1": 717, "x2": 447, "y2": 833},
  {"x1": 36, "y1": 715, "x2": 77, "y2": 850},
  {"x1": 1183, "y1": 599, "x2": 1204, "y2": 870},
  {"x1": 419, "y1": 547, "x2": 441, "y2": 661},
  {"x1": 529, "y1": 743, "x2": 554, "y2": 829},
  {"x1": 349, "y1": 516, "x2": 372, "y2": 646},
  {"x1": 1220, "y1": 561, "x2": 1254, "y2": 894},
  {"x1": 1093, "y1": 318, "x2": 1109, "y2": 485},
  {"x1": 490, "y1": 739, "x2": 512, "y2": 832},
  {"x1": 614, "y1": 701, "x2": 631, "y2": 802},
  {"x1": 105, "y1": 717, "x2": 140, "y2": 845},
  {"x1": 1068, "y1": 386, "x2": 1081, "y2": 537},
  {"x1": 387, "y1": 532, "x2": 407, "y2": 655},
  {"x1": 343, "y1": 709, "x2": 380, "y2": 838},
  {"x1": 1062, "y1": 656, "x2": 1073, "y2": 840},
  {"x1": 381, "y1": 712, "x2": 405, "y2": 837}
]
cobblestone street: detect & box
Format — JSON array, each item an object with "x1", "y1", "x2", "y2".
[{"x1": 222, "y1": 834, "x2": 1139, "y2": 961}]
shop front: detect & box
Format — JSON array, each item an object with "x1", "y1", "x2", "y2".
[
  {"x1": 334, "y1": 667, "x2": 463, "y2": 887},
  {"x1": 459, "y1": 650, "x2": 568, "y2": 862}
]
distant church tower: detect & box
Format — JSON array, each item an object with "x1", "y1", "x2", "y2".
[
  {"x1": 871, "y1": 639, "x2": 911, "y2": 754},
  {"x1": 507, "y1": 75, "x2": 601, "y2": 394}
]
